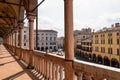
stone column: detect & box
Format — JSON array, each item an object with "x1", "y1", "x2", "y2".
[
  {"x1": 8, "y1": 36, "x2": 9, "y2": 45},
  {"x1": 19, "y1": 22, "x2": 24, "y2": 58},
  {"x1": 28, "y1": 13, "x2": 35, "y2": 50},
  {"x1": 12, "y1": 32, "x2": 14, "y2": 52},
  {"x1": 10, "y1": 34, "x2": 11, "y2": 46},
  {"x1": 14, "y1": 28, "x2": 18, "y2": 55},
  {"x1": 64, "y1": 0, "x2": 74, "y2": 80},
  {"x1": 27, "y1": 13, "x2": 36, "y2": 67}
]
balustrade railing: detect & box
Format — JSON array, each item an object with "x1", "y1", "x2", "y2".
[{"x1": 4, "y1": 44, "x2": 120, "y2": 80}]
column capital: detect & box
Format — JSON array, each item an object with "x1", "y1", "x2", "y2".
[
  {"x1": 27, "y1": 12, "x2": 36, "y2": 22},
  {"x1": 14, "y1": 27, "x2": 18, "y2": 33},
  {"x1": 18, "y1": 21, "x2": 24, "y2": 29}
]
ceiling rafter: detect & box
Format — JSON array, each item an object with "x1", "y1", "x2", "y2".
[{"x1": 0, "y1": 1, "x2": 24, "y2": 6}]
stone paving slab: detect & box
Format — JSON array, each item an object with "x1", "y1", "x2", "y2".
[{"x1": 0, "y1": 45, "x2": 39, "y2": 80}]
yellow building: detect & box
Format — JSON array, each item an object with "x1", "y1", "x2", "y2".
[
  {"x1": 92, "y1": 23, "x2": 120, "y2": 68},
  {"x1": 75, "y1": 37, "x2": 92, "y2": 61}
]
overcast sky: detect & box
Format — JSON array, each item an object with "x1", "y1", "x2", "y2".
[{"x1": 35, "y1": 0, "x2": 120, "y2": 37}]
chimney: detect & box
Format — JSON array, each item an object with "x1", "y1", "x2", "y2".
[{"x1": 115, "y1": 23, "x2": 120, "y2": 27}]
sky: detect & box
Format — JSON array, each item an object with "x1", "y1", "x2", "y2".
[{"x1": 32, "y1": 0, "x2": 120, "y2": 37}]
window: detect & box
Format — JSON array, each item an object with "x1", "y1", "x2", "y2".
[
  {"x1": 24, "y1": 35, "x2": 26, "y2": 40},
  {"x1": 37, "y1": 43, "x2": 39, "y2": 45},
  {"x1": 117, "y1": 49, "x2": 120, "y2": 55},
  {"x1": 24, "y1": 31, "x2": 26, "y2": 33},
  {"x1": 42, "y1": 43, "x2": 44, "y2": 45},
  {"x1": 108, "y1": 39, "x2": 110, "y2": 44},
  {"x1": 117, "y1": 32, "x2": 119, "y2": 36},
  {"x1": 95, "y1": 40, "x2": 99, "y2": 44},
  {"x1": 24, "y1": 43, "x2": 26, "y2": 46},
  {"x1": 46, "y1": 37, "x2": 48, "y2": 40},
  {"x1": 46, "y1": 43, "x2": 48, "y2": 45},
  {"x1": 111, "y1": 39, "x2": 112, "y2": 44},
  {"x1": 108, "y1": 39, "x2": 112, "y2": 44},
  {"x1": 83, "y1": 36, "x2": 85, "y2": 38},
  {"x1": 101, "y1": 47, "x2": 105, "y2": 53},
  {"x1": 108, "y1": 33, "x2": 112, "y2": 36},
  {"x1": 117, "y1": 39, "x2": 119, "y2": 44},
  {"x1": 54, "y1": 37, "x2": 56, "y2": 41},
  {"x1": 50, "y1": 37, "x2": 52, "y2": 41},
  {"x1": 108, "y1": 48, "x2": 112, "y2": 54},
  {"x1": 95, "y1": 47, "x2": 99, "y2": 52}
]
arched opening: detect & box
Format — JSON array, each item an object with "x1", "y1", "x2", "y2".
[
  {"x1": 54, "y1": 46, "x2": 56, "y2": 51},
  {"x1": 88, "y1": 54, "x2": 92, "y2": 61},
  {"x1": 84, "y1": 53, "x2": 89, "y2": 61},
  {"x1": 111, "y1": 58, "x2": 119, "y2": 68},
  {"x1": 41, "y1": 47, "x2": 44, "y2": 51},
  {"x1": 79, "y1": 52, "x2": 82, "y2": 58},
  {"x1": 75, "y1": 51, "x2": 79, "y2": 59},
  {"x1": 81, "y1": 52, "x2": 84, "y2": 59},
  {"x1": 45, "y1": 47, "x2": 48, "y2": 50},
  {"x1": 97, "y1": 55, "x2": 103, "y2": 64},
  {"x1": 92, "y1": 54, "x2": 96, "y2": 62},
  {"x1": 37, "y1": 47, "x2": 40, "y2": 50},
  {"x1": 104, "y1": 56, "x2": 110, "y2": 66}
]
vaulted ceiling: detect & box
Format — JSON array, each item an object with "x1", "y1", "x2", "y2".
[{"x1": 0, "y1": 0, "x2": 37, "y2": 37}]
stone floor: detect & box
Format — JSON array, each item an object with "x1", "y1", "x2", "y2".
[{"x1": 0, "y1": 45, "x2": 39, "y2": 80}]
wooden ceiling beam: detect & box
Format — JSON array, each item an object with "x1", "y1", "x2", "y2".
[
  {"x1": 0, "y1": 1, "x2": 24, "y2": 6},
  {"x1": 0, "y1": 16, "x2": 15, "y2": 19}
]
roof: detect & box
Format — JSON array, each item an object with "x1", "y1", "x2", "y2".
[
  {"x1": 94, "y1": 23, "x2": 120, "y2": 34},
  {"x1": 34, "y1": 30, "x2": 58, "y2": 33}
]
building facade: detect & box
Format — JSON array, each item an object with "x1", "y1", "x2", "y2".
[
  {"x1": 18, "y1": 27, "x2": 29, "y2": 49},
  {"x1": 34, "y1": 30, "x2": 58, "y2": 51},
  {"x1": 57, "y1": 37, "x2": 64, "y2": 50},
  {"x1": 75, "y1": 37, "x2": 92, "y2": 61},
  {"x1": 74, "y1": 33, "x2": 92, "y2": 54},
  {"x1": 92, "y1": 23, "x2": 120, "y2": 68}
]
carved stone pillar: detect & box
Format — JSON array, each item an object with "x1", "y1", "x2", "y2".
[
  {"x1": 14, "y1": 28, "x2": 18, "y2": 55},
  {"x1": 19, "y1": 22, "x2": 24, "y2": 58},
  {"x1": 28, "y1": 13, "x2": 35, "y2": 51},
  {"x1": 64, "y1": 0, "x2": 74, "y2": 80},
  {"x1": 12, "y1": 31, "x2": 14, "y2": 52},
  {"x1": 27, "y1": 13, "x2": 36, "y2": 68}
]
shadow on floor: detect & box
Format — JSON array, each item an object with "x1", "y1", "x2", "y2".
[{"x1": 2, "y1": 49, "x2": 39, "y2": 80}]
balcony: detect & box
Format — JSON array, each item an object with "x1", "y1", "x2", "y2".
[
  {"x1": 0, "y1": 0, "x2": 120, "y2": 80},
  {"x1": 0, "y1": 43, "x2": 119, "y2": 80}
]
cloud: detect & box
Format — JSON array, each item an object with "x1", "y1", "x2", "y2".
[
  {"x1": 37, "y1": 16, "x2": 64, "y2": 37},
  {"x1": 37, "y1": 0, "x2": 120, "y2": 36}
]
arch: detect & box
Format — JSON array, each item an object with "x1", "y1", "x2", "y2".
[
  {"x1": 97, "y1": 55, "x2": 103, "y2": 64},
  {"x1": 88, "y1": 54, "x2": 92, "y2": 61},
  {"x1": 54, "y1": 46, "x2": 56, "y2": 51},
  {"x1": 104, "y1": 56, "x2": 110, "y2": 66},
  {"x1": 41, "y1": 47, "x2": 44, "y2": 51},
  {"x1": 84, "y1": 53, "x2": 89, "y2": 61},
  {"x1": 92, "y1": 54, "x2": 96, "y2": 62},
  {"x1": 75, "y1": 51, "x2": 79, "y2": 59},
  {"x1": 111, "y1": 58, "x2": 119, "y2": 68},
  {"x1": 45, "y1": 47, "x2": 48, "y2": 50},
  {"x1": 81, "y1": 52, "x2": 84, "y2": 58},
  {"x1": 37, "y1": 47, "x2": 40, "y2": 50}
]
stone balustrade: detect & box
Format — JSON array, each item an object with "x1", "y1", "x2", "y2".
[{"x1": 4, "y1": 44, "x2": 120, "y2": 80}]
